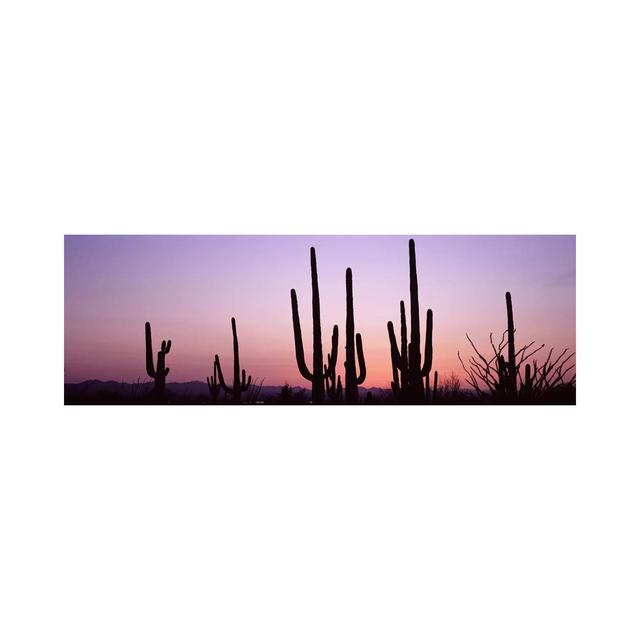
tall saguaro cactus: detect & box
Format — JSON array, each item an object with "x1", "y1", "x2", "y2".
[
  {"x1": 344, "y1": 267, "x2": 366, "y2": 403},
  {"x1": 145, "y1": 321, "x2": 171, "y2": 398},
  {"x1": 290, "y1": 247, "x2": 339, "y2": 403},
  {"x1": 214, "y1": 317, "x2": 252, "y2": 403},
  {"x1": 495, "y1": 292, "x2": 519, "y2": 402},
  {"x1": 387, "y1": 239, "x2": 435, "y2": 403},
  {"x1": 505, "y1": 291, "x2": 518, "y2": 400}
]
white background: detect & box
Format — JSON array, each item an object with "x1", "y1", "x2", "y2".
[{"x1": 1, "y1": 1, "x2": 639, "y2": 638}]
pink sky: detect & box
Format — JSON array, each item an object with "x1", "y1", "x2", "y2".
[{"x1": 64, "y1": 235, "x2": 576, "y2": 388}]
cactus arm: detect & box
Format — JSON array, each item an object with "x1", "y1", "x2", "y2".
[
  {"x1": 391, "y1": 355, "x2": 400, "y2": 391},
  {"x1": 399, "y1": 301, "x2": 409, "y2": 391},
  {"x1": 240, "y1": 369, "x2": 251, "y2": 392},
  {"x1": 387, "y1": 321, "x2": 402, "y2": 368},
  {"x1": 400, "y1": 301, "x2": 407, "y2": 365},
  {"x1": 290, "y1": 289, "x2": 314, "y2": 381},
  {"x1": 421, "y1": 309, "x2": 433, "y2": 376},
  {"x1": 164, "y1": 367, "x2": 170, "y2": 376},
  {"x1": 324, "y1": 325, "x2": 339, "y2": 379},
  {"x1": 207, "y1": 364, "x2": 221, "y2": 400},
  {"x1": 164, "y1": 340, "x2": 171, "y2": 354},
  {"x1": 355, "y1": 333, "x2": 366, "y2": 385},
  {"x1": 214, "y1": 355, "x2": 233, "y2": 394},
  {"x1": 145, "y1": 321, "x2": 156, "y2": 378}
]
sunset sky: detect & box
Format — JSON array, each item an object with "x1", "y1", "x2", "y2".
[{"x1": 64, "y1": 235, "x2": 576, "y2": 388}]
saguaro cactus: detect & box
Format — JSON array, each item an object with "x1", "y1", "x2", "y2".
[
  {"x1": 520, "y1": 363, "x2": 533, "y2": 401},
  {"x1": 145, "y1": 321, "x2": 171, "y2": 398},
  {"x1": 505, "y1": 291, "x2": 518, "y2": 401},
  {"x1": 206, "y1": 361, "x2": 221, "y2": 403},
  {"x1": 387, "y1": 239, "x2": 434, "y2": 403},
  {"x1": 344, "y1": 267, "x2": 366, "y2": 403},
  {"x1": 388, "y1": 301, "x2": 408, "y2": 400},
  {"x1": 493, "y1": 292, "x2": 518, "y2": 402},
  {"x1": 290, "y1": 247, "x2": 339, "y2": 403},
  {"x1": 214, "y1": 317, "x2": 252, "y2": 403},
  {"x1": 324, "y1": 353, "x2": 343, "y2": 403},
  {"x1": 459, "y1": 290, "x2": 575, "y2": 403}
]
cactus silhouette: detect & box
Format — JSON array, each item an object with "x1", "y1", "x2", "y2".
[
  {"x1": 387, "y1": 239, "x2": 434, "y2": 403},
  {"x1": 324, "y1": 354, "x2": 343, "y2": 403},
  {"x1": 494, "y1": 293, "x2": 524, "y2": 402},
  {"x1": 388, "y1": 301, "x2": 408, "y2": 401},
  {"x1": 291, "y1": 247, "x2": 339, "y2": 403},
  {"x1": 145, "y1": 321, "x2": 171, "y2": 398},
  {"x1": 214, "y1": 317, "x2": 252, "y2": 403},
  {"x1": 459, "y1": 291, "x2": 575, "y2": 403},
  {"x1": 433, "y1": 370, "x2": 438, "y2": 402},
  {"x1": 505, "y1": 292, "x2": 518, "y2": 400},
  {"x1": 344, "y1": 268, "x2": 366, "y2": 403},
  {"x1": 520, "y1": 363, "x2": 533, "y2": 401},
  {"x1": 206, "y1": 361, "x2": 221, "y2": 402}
]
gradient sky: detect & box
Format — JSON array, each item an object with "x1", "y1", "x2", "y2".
[{"x1": 64, "y1": 235, "x2": 576, "y2": 388}]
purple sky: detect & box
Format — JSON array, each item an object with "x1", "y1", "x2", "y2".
[{"x1": 64, "y1": 235, "x2": 576, "y2": 387}]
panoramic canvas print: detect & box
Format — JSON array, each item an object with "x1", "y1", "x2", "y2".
[{"x1": 64, "y1": 235, "x2": 576, "y2": 405}]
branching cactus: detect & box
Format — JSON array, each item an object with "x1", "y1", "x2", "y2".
[
  {"x1": 145, "y1": 321, "x2": 171, "y2": 398},
  {"x1": 324, "y1": 354, "x2": 343, "y2": 403},
  {"x1": 214, "y1": 317, "x2": 252, "y2": 403},
  {"x1": 206, "y1": 361, "x2": 221, "y2": 403},
  {"x1": 291, "y1": 247, "x2": 339, "y2": 403},
  {"x1": 344, "y1": 268, "x2": 366, "y2": 403},
  {"x1": 388, "y1": 301, "x2": 408, "y2": 401},
  {"x1": 387, "y1": 239, "x2": 435, "y2": 403}
]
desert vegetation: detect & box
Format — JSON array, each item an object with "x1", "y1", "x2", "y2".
[
  {"x1": 64, "y1": 239, "x2": 575, "y2": 405},
  {"x1": 458, "y1": 292, "x2": 576, "y2": 404}
]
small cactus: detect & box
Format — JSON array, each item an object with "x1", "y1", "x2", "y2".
[
  {"x1": 214, "y1": 317, "x2": 252, "y2": 403},
  {"x1": 325, "y1": 353, "x2": 343, "y2": 403},
  {"x1": 206, "y1": 360, "x2": 221, "y2": 403},
  {"x1": 145, "y1": 321, "x2": 171, "y2": 398}
]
